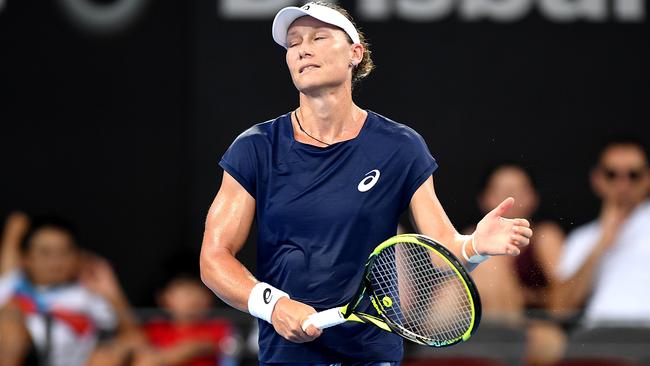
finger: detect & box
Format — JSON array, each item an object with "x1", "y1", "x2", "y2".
[
  {"x1": 505, "y1": 244, "x2": 521, "y2": 256},
  {"x1": 510, "y1": 234, "x2": 530, "y2": 247},
  {"x1": 300, "y1": 316, "x2": 315, "y2": 333},
  {"x1": 513, "y1": 218, "x2": 530, "y2": 227},
  {"x1": 284, "y1": 327, "x2": 310, "y2": 343},
  {"x1": 304, "y1": 324, "x2": 322, "y2": 338},
  {"x1": 291, "y1": 329, "x2": 317, "y2": 343},
  {"x1": 513, "y1": 226, "x2": 533, "y2": 239},
  {"x1": 488, "y1": 197, "x2": 515, "y2": 218},
  {"x1": 286, "y1": 334, "x2": 306, "y2": 343}
]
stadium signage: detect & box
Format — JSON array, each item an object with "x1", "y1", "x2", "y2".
[
  {"x1": 0, "y1": 0, "x2": 149, "y2": 34},
  {"x1": 220, "y1": 0, "x2": 645, "y2": 22}
]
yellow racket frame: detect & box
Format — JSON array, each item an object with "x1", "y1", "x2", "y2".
[{"x1": 342, "y1": 234, "x2": 480, "y2": 345}]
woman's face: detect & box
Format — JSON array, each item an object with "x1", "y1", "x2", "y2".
[
  {"x1": 480, "y1": 166, "x2": 539, "y2": 219},
  {"x1": 23, "y1": 227, "x2": 80, "y2": 286},
  {"x1": 285, "y1": 16, "x2": 360, "y2": 93}
]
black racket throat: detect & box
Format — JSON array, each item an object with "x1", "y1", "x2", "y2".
[{"x1": 343, "y1": 279, "x2": 370, "y2": 318}]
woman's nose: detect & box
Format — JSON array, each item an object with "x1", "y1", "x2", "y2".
[{"x1": 298, "y1": 45, "x2": 312, "y2": 59}]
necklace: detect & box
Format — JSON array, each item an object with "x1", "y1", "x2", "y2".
[{"x1": 294, "y1": 110, "x2": 331, "y2": 146}]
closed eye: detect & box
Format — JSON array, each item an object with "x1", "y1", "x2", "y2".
[{"x1": 287, "y1": 37, "x2": 301, "y2": 48}]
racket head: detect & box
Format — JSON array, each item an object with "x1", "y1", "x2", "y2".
[{"x1": 363, "y1": 233, "x2": 482, "y2": 347}]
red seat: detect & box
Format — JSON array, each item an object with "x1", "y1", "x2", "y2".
[
  {"x1": 556, "y1": 358, "x2": 640, "y2": 366},
  {"x1": 403, "y1": 357, "x2": 505, "y2": 366}
]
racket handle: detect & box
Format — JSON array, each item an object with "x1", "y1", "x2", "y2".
[{"x1": 301, "y1": 307, "x2": 346, "y2": 331}]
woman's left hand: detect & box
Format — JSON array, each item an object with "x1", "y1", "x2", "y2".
[{"x1": 473, "y1": 197, "x2": 533, "y2": 256}]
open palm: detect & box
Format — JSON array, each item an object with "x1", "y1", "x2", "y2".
[{"x1": 474, "y1": 197, "x2": 532, "y2": 256}]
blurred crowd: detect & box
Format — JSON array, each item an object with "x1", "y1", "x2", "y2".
[
  {"x1": 1, "y1": 137, "x2": 649, "y2": 366},
  {"x1": 0, "y1": 215, "x2": 239, "y2": 366}
]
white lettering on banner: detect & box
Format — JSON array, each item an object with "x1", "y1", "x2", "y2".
[
  {"x1": 539, "y1": 0, "x2": 607, "y2": 22},
  {"x1": 396, "y1": 0, "x2": 454, "y2": 22},
  {"x1": 56, "y1": 0, "x2": 149, "y2": 34},
  {"x1": 218, "y1": 0, "x2": 645, "y2": 22},
  {"x1": 221, "y1": 0, "x2": 330, "y2": 19},
  {"x1": 358, "y1": 0, "x2": 391, "y2": 20},
  {"x1": 460, "y1": 0, "x2": 533, "y2": 22},
  {"x1": 615, "y1": 0, "x2": 645, "y2": 21}
]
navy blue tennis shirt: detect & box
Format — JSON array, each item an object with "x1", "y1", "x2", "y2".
[{"x1": 219, "y1": 110, "x2": 438, "y2": 362}]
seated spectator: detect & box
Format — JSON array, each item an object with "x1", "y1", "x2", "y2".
[
  {"x1": 0, "y1": 213, "x2": 143, "y2": 366},
  {"x1": 466, "y1": 163, "x2": 566, "y2": 366},
  {"x1": 139, "y1": 273, "x2": 238, "y2": 366},
  {"x1": 553, "y1": 138, "x2": 650, "y2": 327}
]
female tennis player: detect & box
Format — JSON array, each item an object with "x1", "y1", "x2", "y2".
[{"x1": 200, "y1": 2, "x2": 532, "y2": 364}]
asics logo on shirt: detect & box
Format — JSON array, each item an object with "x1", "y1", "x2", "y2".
[{"x1": 358, "y1": 169, "x2": 381, "y2": 192}]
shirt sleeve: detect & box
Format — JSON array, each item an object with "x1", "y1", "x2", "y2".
[
  {"x1": 219, "y1": 129, "x2": 261, "y2": 198},
  {"x1": 87, "y1": 293, "x2": 118, "y2": 331},
  {"x1": 401, "y1": 129, "x2": 438, "y2": 209},
  {"x1": 557, "y1": 224, "x2": 599, "y2": 280}
]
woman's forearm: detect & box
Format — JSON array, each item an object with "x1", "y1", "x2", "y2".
[{"x1": 200, "y1": 245, "x2": 257, "y2": 312}]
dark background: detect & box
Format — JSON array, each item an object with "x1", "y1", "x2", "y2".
[{"x1": 1, "y1": 0, "x2": 648, "y2": 306}]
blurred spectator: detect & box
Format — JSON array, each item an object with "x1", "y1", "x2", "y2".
[
  {"x1": 467, "y1": 164, "x2": 566, "y2": 366},
  {"x1": 138, "y1": 274, "x2": 238, "y2": 366},
  {"x1": 0, "y1": 213, "x2": 144, "y2": 366},
  {"x1": 552, "y1": 138, "x2": 650, "y2": 327}
]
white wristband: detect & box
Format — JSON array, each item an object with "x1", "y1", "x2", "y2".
[
  {"x1": 247, "y1": 282, "x2": 289, "y2": 324},
  {"x1": 462, "y1": 235, "x2": 490, "y2": 264}
]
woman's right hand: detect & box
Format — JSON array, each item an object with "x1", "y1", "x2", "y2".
[{"x1": 271, "y1": 297, "x2": 322, "y2": 343}]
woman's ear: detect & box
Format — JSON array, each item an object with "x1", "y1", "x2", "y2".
[{"x1": 350, "y1": 43, "x2": 364, "y2": 66}]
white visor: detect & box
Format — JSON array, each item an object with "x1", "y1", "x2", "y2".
[{"x1": 272, "y1": 2, "x2": 360, "y2": 49}]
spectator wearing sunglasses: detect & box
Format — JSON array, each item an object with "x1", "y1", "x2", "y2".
[{"x1": 551, "y1": 137, "x2": 650, "y2": 327}]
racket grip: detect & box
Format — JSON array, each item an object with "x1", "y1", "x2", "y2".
[{"x1": 301, "y1": 307, "x2": 346, "y2": 331}]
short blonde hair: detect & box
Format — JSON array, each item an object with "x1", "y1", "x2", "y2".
[{"x1": 310, "y1": 1, "x2": 375, "y2": 87}]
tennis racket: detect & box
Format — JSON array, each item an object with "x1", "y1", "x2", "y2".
[{"x1": 301, "y1": 233, "x2": 481, "y2": 347}]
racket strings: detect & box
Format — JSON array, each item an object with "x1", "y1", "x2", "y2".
[
  {"x1": 369, "y1": 242, "x2": 473, "y2": 345},
  {"x1": 401, "y1": 245, "x2": 471, "y2": 340},
  {"x1": 395, "y1": 247, "x2": 468, "y2": 338},
  {"x1": 372, "y1": 245, "x2": 469, "y2": 342},
  {"x1": 401, "y1": 245, "x2": 472, "y2": 339}
]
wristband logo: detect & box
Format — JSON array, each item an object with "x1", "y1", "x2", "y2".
[{"x1": 263, "y1": 288, "x2": 272, "y2": 304}]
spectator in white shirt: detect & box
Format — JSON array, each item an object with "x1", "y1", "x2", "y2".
[{"x1": 552, "y1": 138, "x2": 650, "y2": 327}]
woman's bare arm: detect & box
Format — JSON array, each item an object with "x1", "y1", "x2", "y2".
[
  {"x1": 199, "y1": 172, "x2": 257, "y2": 311},
  {"x1": 199, "y1": 172, "x2": 321, "y2": 342},
  {"x1": 410, "y1": 176, "x2": 532, "y2": 271}
]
